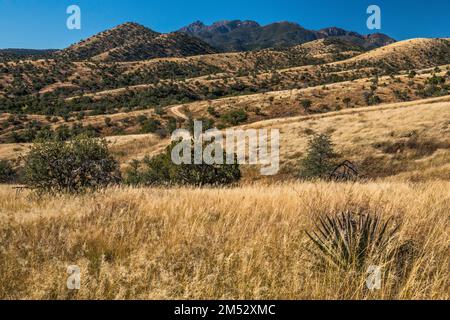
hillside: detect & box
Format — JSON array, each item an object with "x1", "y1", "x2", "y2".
[
  {"x1": 1, "y1": 63, "x2": 447, "y2": 146},
  {"x1": 0, "y1": 49, "x2": 57, "y2": 62},
  {"x1": 57, "y1": 22, "x2": 217, "y2": 62},
  {"x1": 3, "y1": 37, "x2": 447, "y2": 104},
  {"x1": 0, "y1": 38, "x2": 365, "y2": 100},
  {"x1": 334, "y1": 38, "x2": 450, "y2": 70},
  {"x1": 1, "y1": 39, "x2": 449, "y2": 145},
  {"x1": 101, "y1": 95, "x2": 450, "y2": 181},
  {"x1": 179, "y1": 20, "x2": 395, "y2": 51},
  {"x1": 2, "y1": 95, "x2": 449, "y2": 182},
  {"x1": 181, "y1": 65, "x2": 450, "y2": 124},
  {"x1": 2, "y1": 38, "x2": 446, "y2": 102}
]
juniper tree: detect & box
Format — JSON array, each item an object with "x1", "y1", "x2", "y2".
[
  {"x1": 300, "y1": 133, "x2": 338, "y2": 179},
  {"x1": 23, "y1": 135, "x2": 121, "y2": 193}
]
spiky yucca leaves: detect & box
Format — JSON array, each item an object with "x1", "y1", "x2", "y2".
[{"x1": 306, "y1": 211, "x2": 400, "y2": 270}]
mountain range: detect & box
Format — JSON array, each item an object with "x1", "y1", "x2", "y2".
[
  {"x1": 1, "y1": 21, "x2": 396, "y2": 63},
  {"x1": 179, "y1": 20, "x2": 396, "y2": 52}
]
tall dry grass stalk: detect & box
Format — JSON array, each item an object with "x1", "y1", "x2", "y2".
[{"x1": 0, "y1": 181, "x2": 448, "y2": 299}]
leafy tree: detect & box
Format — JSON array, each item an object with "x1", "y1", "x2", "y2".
[
  {"x1": 126, "y1": 140, "x2": 241, "y2": 187},
  {"x1": 300, "y1": 133, "x2": 338, "y2": 179},
  {"x1": 23, "y1": 135, "x2": 121, "y2": 193},
  {"x1": 0, "y1": 160, "x2": 16, "y2": 183},
  {"x1": 124, "y1": 159, "x2": 142, "y2": 186}
]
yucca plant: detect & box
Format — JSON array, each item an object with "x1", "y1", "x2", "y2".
[{"x1": 306, "y1": 211, "x2": 400, "y2": 270}]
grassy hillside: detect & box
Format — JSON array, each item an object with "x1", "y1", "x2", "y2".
[
  {"x1": 1, "y1": 58, "x2": 448, "y2": 145},
  {"x1": 0, "y1": 181, "x2": 448, "y2": 299},
  {"x1": 1, "y1": 39, "x2": 448, "y2": 127},
  {"x1": 2, "y1": 95, "x2": 449, "y2": 182},
  {"x1": 333, "y1": 38, "x2": 450, "y2": 71},
  {"x1": 0, "y1": 38, "x2": 363, "y2": 99}
]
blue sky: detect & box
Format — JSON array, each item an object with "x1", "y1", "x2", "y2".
[{"x1": 0, "y1": 0, "x2": 449, "y2": 49}]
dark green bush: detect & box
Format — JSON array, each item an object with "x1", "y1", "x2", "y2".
[
  {"x1": 140, "y1": 118, "x2": 161, "y2": 134},
  {"x1": 23, "y1": 135, "x2": 121, "y2": 193},
  {"x1": 300, "y1": 133, "x2": 338, "y2": 179},
  {"x1": 207, "y1": 106, "x2": 220, "y2": 118},
  {"x1": 126, "y1": 140, "x2": 241, "y2": 187},
  {"x1": 221, "y1": 109, "x2": 248, "y2": 126},
  {"x1": 0, "y1": 160, "x2": 16, "y2": 183},
  {"x1": 300, "y1": 99, "x2": 312, "y2": 111}
]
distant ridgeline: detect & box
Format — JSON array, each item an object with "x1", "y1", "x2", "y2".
[
  {"x1": 0, "y1": 49, "x2": 57, "y2": 62},
  {"x1": 179, "y1": 20, "x2": 396, "y2": 52}
]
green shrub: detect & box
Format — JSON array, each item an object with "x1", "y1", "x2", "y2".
[
  {"x1": 300, "y1": 99, "x2": 312, "y2": 111},
  {"x1": 187, "y1": 117, "x2": 215, "y2": 134},
  {"x1": 23, "y1": 135, "x2": 121, "y2": 193},
  {"x1": 166, "y1": 117, "x2": 178, "y2": 134},
  {"x1": 104, "y1": 117, "x2": 112, "y2": 127},
  {"x1": 0, "y1": 160, "x2": 16, "y2": 183},
  {"x1": 140, "y1": 118, "x2": 161, "y2": 134},
  {"x1": 207, "y1": 106, "x2": 220, "y2": 118},
  {"x1": 221, "y1": 109, "x2": 248, "y2": 126},
  {"x1": 365, "y1": 92, "x2": 382, "y2": 106},
  {"x1": 300, "y1": 133, "x2": 338, "y2": 179},
  {"x1": 126, "y1": 140, "x2": 241, "y2": 187},
  {"x1": 124, "y1": 159, "x2": 144, "y2": 186}
]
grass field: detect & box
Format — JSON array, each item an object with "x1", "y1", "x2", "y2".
[{"x1": 0, "y1": 181, "x2": 448, "y2": 299}]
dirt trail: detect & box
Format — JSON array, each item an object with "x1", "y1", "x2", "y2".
[{"x1": 168, "y1": 104, "x2": 189, "y2": 120}]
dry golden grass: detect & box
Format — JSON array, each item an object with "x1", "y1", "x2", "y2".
[
  {"x1": 106, "y1": 133, "x2": 168, "y2": 166},
  {"x1": 338, "y1": 38, "x2": 450, "y2": 66},
  {"x1": 0, "y1": 181, "x2": 448, "y2": 300},
  {"x1": 242, "y1": 96, "x2": 450, "y2": 181}
]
